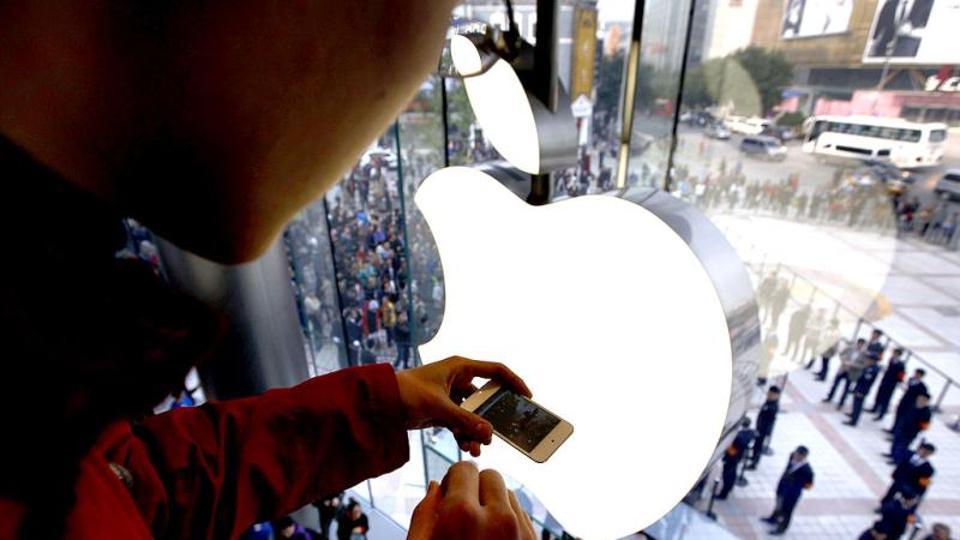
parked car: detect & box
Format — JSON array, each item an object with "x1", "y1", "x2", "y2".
[
  {"x1": 935, "y1": 169, "x2": 960, "y2": 201},
  {"x1": 760, "y1": 125, "x2": 795, "y2": 142},
  {"x1": 739, "y1": 136, "x2": 787, "y2": 161},
  {"x1": 725, "y1": 116, "x2": 770, "y2": 135},
  {"x1": 704, "y1": 123, "x2": 732, "y2": 140}
]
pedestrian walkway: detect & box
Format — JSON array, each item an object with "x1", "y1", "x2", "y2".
[{"x1": 697, "y1": 212, "x2": 960, "y2": 539}]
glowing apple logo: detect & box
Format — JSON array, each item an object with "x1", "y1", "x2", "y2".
[{"x1": 415, "y1": 167, "x2": 751, "y2": 538}]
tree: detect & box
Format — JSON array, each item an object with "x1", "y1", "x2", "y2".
[
  {"x1": 595, "y1": 50, "x2": 656, "y2": 116},
  {"x1": 730, "y1": 46, "x2": 794, "y2": 115}
]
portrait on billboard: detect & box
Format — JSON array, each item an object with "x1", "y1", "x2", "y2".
[
  {"x1": 781, "y1": 0, "x2": 854, "y2": 39},
  {"x1": 865, "y1": 0, "x2": 934, "y2": 58}
]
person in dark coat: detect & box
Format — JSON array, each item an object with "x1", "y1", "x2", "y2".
[
  {"x1": 761, "y1": 446, "x2": 814, "y2": 535},
  {"x1": 871, "y1": 348, "x2": 907, "y2": 420},
  {"x1": 747, "y1": 386, "x2": 781, "y2": 469},
  {"x1": 274, "y1": 516, "x2": 322, "y2": 540},
  {"x1": 718, "y1": 418, "x2": 756, "y2": 499},
  {"x1": 313, "y1": 492, "x2": 344, "y2": 540},
  {"x1": 846, "y1": 354, "x2": 881, "y2": 426},
  {"x1": 888, "y1": 369, "x2": 928, "y2": 435},
  {"x1": 875, "y1": 489, "x2": 920, "y2": 540},
  {"x1": 867, "y1": 329, "x2": 887, "y2": 358},
  {"x1": 881, "y1": 442, "x2": 936, "y2": 507},
  {"x1": 888, "y1": 393, "x2": 932, "y2": 464},
  {"x1": 336, "y1": 500, "x2": 370, "y2": 540}
]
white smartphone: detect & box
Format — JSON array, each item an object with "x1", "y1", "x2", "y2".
[{"x1": 461, "y1": 380, "x2": 574, "y2": 463}]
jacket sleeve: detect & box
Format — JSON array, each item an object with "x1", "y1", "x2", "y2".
[{"x1": 131, "y1": 364, "x2": 409, "y2": 539}]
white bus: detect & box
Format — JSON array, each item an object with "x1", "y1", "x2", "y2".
[{"x1": 802, "y1": 115, "x2": 948, "y2": 169}]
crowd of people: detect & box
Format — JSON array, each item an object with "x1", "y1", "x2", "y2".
[
  {"x1": 285, "y1": 137, "x2": 447, "y2": 374},
  {"x1": 709, "y1": 315, "x2": 948, "y2": 540},
  {"x1": 240, "y1": 493, "x2": 370, "y2": 540}
]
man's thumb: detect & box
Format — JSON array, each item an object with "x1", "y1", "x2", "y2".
[{"x1": 448, "y1": 404, "x2": 493, "y2": 443}]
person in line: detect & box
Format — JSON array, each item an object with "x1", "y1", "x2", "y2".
[
  {"x1": 717, "y1": 418, "x2": 756, "y2": 499},
  {"x1": 769, "y1": 280, "x2": 791, "y2": 329},
  {"x1": 888, "y1": 369, "x2": 928, "y2": 435},
  {"x1": 0, "y1": 2, "x2": 540, "y2": 539},
  {"x1": 313, "y1": 492, "x2": 344, "y2": 540},
  {"x1": 747, "y1": 386, "x2": 781, "y2": 470},
  {"x1": 824, "y1": 338, "x2": 866, "y2": 404},
  {"x1": 867, "y1": 329, "x2": 887, "y2": 358},
  {"x1": 274, "y1": 516, "x2": 322, "y2": 540},
  {"x1": 846, "y1": 353, "x2": 881, "y2": 426},
  {"x1": 871, "y1": 348, "x2": 908, "y2": 421},
  {"x1": 336, "y1": 500, "x2": 370, "y2": 540},
  {"x1": 887, "y1": 393, "x2": 932, "y2": 464},
  {"x1": 880, "y1": 442, "x2": 936, "y2": 508},
  {"x1": 761, "y1": 446, "x2": 814, "y2": 536},
  {"x1": 799, "y1": 308, "x2": 826, "y2": 368},
  {"x1": 875, "y1": 489, "x2": 920, "y2": 540},
  {"x1": 783, "y1": 304, "x2": 811, "y2": 361},
  {"x1": 809, "y1": 320, "x2": 842, "y2": 381}
]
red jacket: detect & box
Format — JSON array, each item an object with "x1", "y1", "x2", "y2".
[{"x1": 0, "y1": 365, "x2": 409, "y2": 539}]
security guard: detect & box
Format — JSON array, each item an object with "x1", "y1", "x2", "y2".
[
  {"x1": 846, "y1": 353, "x2": 881, "y2": 426},
  {"x1": 871, "y1": 348, "x2": 907, "y2": 421},
  {"x1": 717, "y1": 418, "x2": 756, "y2": 499},
  {"x1": 747, "y1": 386, "x2": 781, "y2": 470},
  {"x1": 762, "y1": 446, "x2": 814, "y2": 535},
  {"x1": 881, "y1": 442, "x2": 936, "y2": 507},
  {"x1": 888, "y1": 369, "x2": 928, "y2": 435},
  {"x1": 888, "y1": 393, "x2": 932, "y2": 464},
  {"x1": 876, "y1": 489, "x2": 919, "y2": 540}
]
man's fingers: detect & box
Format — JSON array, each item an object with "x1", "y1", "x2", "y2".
[
  {"x1": 441, "y1": 460, "x2": 480, "y2": 500},
  {"x1": 445, "y1": 401, "x2": 493, "y2": 444},
  {"x1": 478, "y1": 469, "x2": 509, "y2": 507},
  {"x1": 508, "y1": 489, "x2": 536, "y2": 539},
  {"x1": 451, "y1": 357, "x2": 532, "y2": 397},
  {"x1": 408, "y1": 481, "x2": 441, "y2": 540}
]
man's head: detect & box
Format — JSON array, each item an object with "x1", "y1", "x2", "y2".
[
  {"x1": 792, "y1": 445, "x2": 809, "y2": 463},
  {"x1": 347, "y1": 500, "x2": 363, "y2": 520},
  {"x1": 0, "y1": 1, "x2": 459, "y2": 263},
  {"x1": 917, "y1": 442, "x2": 936, "y2": 458},
  {"x1": 767, "y1": 386, "x2": 781, "y2": 401},
  {"x1": 914, "y1": 368, "x2": 926, "y2": 380},
  {"x1": 274, "y1": 517, "x2": 296, "y2": 539},
  {"x1": 931, "y1": 523, "x2": 951, "y2": 540},
  {"x1": 741, "y1": 417, "x2": 752, "y2": 429},
  {"x1": 867, "y1": 353, "x2": 880, "y2": 365},
  {"x1": 857, "y1": 338, "x2": 867, "y2": 348},
  {"x1": 871, "y1": 329, "x2": 883, "y2": 341},
  {"x1": 892, "y1": 347, "x2": 904, "y2": 359}
]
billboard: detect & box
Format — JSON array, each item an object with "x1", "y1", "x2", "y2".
[
  {"x1": 571, "y1": 6, "x2": 598, "y2": 99},
  {"x1": 863, "y1": 0, "x2": 960, "y2": 64},
  {"x1": 781, "y1": 0, "x2": 855, "y2": 39}
]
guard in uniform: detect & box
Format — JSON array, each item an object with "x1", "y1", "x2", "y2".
[
  {"x1": 881, "y1": 442, "x2": 936, "y2": 507},
  {"x1": 762, "y1": 446, "x2": 814, "y2": 535},
  {"x1": 871, "y1": 348, "x2": 907, "y2": 421},
  {"x1": 888, "y1": 393, "x2": 932, "y2": 464},
  {"x1": 846, "y1": 354, "x2": 881, "y2": 426},
  {"x1": 717, "y1": 418, "x2": 756, "y2": 499},
  {"x1": 747, "y1": 386, "x2": 781, "y2": 470},
  {"x1": 888, "y1": 369, "x2": 928, "y2": 435},
  {"x1": 876, "y1": 489, "x2": 919, "y2": 540}
]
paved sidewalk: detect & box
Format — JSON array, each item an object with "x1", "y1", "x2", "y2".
[{"x1": 697, "y1": 214, "x2": 960, "y2": 540}]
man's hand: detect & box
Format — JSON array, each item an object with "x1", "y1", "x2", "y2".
[
  {"x1": 396, "y1": 356, "x2": 531, "y2": 457},
  {"x1": 408, "y1": 462, "x2": 536, "y2": 540}
]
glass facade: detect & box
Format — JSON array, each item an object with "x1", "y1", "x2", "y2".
[{"x1": 272, "y1": 0, "x2": 960, "y2": 537}]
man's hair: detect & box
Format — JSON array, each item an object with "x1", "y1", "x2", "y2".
[
  {"x1": 916, "y1": 368, "x2": 926, "y2": 377},
  {"x1": 795, "y1": 445, "x2": 809, "y2": 456}
]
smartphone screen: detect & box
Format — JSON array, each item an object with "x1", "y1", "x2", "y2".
[{"x1": 474, "y1": 388, "x2": 561, "y2": 452}]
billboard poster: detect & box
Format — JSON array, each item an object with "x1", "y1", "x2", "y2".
[
  {"x1": 863, "y1": 0, "x2": 960, "y2": 64},
  {"x1": 572, "y1": 6, "x2": 598, "y2": 100},
  {"x1": 781, "y1": 0, "x2": 855, "y2": 39}
]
